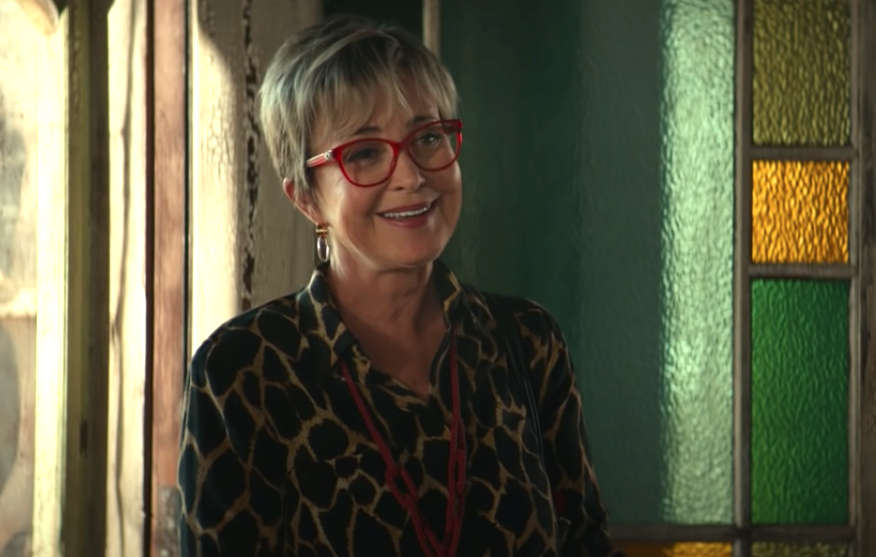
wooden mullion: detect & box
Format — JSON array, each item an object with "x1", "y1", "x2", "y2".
[
  {"x1": 849, "y1": 0, "x2": 863, "y2": 554},
  {"x1": 733, "y1": 1, "x2": 754, "y2": 556},
  {"x1": 423, "y1": 0, "x2": 440, "y2": 55},
  {"x1": 65, "y1": 0, "x2": 111, "y2": 556},
  {"x1": 610, "y1": 524, "x2": 856, "y2": 544},
  {"x1": 856, "y1": 1, "x2": 876, "y2": 555},
  {"x1": 147, "y1": 0, "x2": 188, "y2": 555},
  {"x1": 749, "y1": 263, "x2": 855, "y2": 280},
  {"x1": 750, "y1": 146, "x2": 857, "y2": 161}
]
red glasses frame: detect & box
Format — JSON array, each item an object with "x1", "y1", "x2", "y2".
[{"x1": 305, "y1": 119, "x2": 463, "y2": 187}]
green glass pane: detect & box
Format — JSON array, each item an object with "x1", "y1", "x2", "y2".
[
  {"x1": 753, "y1": 0, "x2": 851, "y2": 145},
  {"x1": 442, "y1": 0, "x2": 735, "y2": 524},
  {"x1": 751, "y1": 279, "x2": 849, "y2": 523},
  {"x1": 658, "y1": 0, "x2": 735, "y2": 523},
  {"x1": 752, "y1": 543, "x2": 848, "y2": 557}
]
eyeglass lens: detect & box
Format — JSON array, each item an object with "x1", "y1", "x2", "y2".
[{"x1": 339, "y1": 121, "x2": 460, "y2": 186}]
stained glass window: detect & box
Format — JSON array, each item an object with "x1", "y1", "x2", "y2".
[
  {"x1": 751, "y1": 543, "x2": 849, "y2": 557},
  {"x1": 750, "y1": 280, "x2": 849, "y2": 523},
  {"x1": 752, "y1": 0, "x2": 850, "y2": 145},
  {"x1": 746, "y1": 0, "x2": 855, "y2": 551},
  {"x1": 619, "y1": 543, "x2": 733, "y2": 557},
  {"x1": 751, "y1": 161, "x2": 849, "y2": 264}
]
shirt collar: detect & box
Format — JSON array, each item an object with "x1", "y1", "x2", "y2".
[{"x1": 296, "y1": 259, "x2": 478, "y2": 383}]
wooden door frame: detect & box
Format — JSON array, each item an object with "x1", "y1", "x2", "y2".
[{"x1": 146, "y1": 0, "x2": 188, "y2": 555}]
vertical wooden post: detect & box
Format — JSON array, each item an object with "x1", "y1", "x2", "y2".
[
  {"x1": 857, "y1": 2, "x2": 876, "y2": 555},
  {"x1": 65, "y1": 0, "x2": 111, "y2": 555},
  {"x1": 148, "y1": 0, "x2": 188, "y2": 554},
  {"x1": 423, "y1": 0, "x2": 440, "y2": 55},
  {"x1": 733, "y1": 0, "x2": 753, "y2": 555},
  {"x1": 31, "y1": 9, "x2": 68, "y2": 556}
]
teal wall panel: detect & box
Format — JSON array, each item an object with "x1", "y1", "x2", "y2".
[{"x1": 440, "y1": 0, "x2": 668, "y2": 522}]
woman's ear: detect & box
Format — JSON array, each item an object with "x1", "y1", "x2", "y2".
[{"x1": 283, "y1": 178, "x2": 322, "y2": 226}]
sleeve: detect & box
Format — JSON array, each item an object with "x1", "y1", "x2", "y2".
[
  {"x1": 521, "y1": 304, "x2": 626, "y2": 557},
  {"x1": 177, "y1": 330, "x2": 289, "y2": 557}
]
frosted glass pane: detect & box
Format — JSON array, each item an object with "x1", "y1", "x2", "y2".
[
  {"x1": 752, "y1": 161, "x2": 849, "y2": 264},
  {"x1": 658, "y1": 0, "x2": 734, "y2": 523},
  {"x1": 751, "y1": 280, "x2": 849, "y2": 524},
  {"x1": 752, "y1": 543, "x2": 848, "y2": 557},
  {"x1": 620, "y1": 543, "x2": 733, "y2": 557},
  {"x1": 753, "y1": 0, "x2": 850, "y2": 145}
]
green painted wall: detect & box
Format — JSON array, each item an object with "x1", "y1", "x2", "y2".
[{"x1": 440, "y1": 0, "x2": 666, "y2": 522}]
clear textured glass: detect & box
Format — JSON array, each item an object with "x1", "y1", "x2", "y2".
[
  {"x1": 752, "y1": 543, "x2": 848, "y2": 557},
  {"x1": 753, "y1": 0, "x2": 850, "y2": 145},
  {"x1": 656, "y1": 0, "x2": 735, "y2": 523},
  {"x1": 752, "y1": 161, "x2": 849, "y2": 263},
  {"x1": 619, "y1": 543, "x2": 733, "y2": 557},
  {"x1": 751, "y1": 279, "x2": 849, "y2": 524}
]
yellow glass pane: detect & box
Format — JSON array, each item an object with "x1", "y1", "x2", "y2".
[
  {"x1": 619, "y1": 543, "x2": 733, "y2": 557},
  {"x1": 753, "y1": 0, "x2": 850, "y2": 145},
  {"x1": 752, "y1": 543, "x2": 848, "y2": 557},
  {"x1": 751, "y1": 161, "x2": 848, "y2": 263}
]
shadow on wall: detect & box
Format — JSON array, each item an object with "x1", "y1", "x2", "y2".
[
  {"x1": 322, "y1": 0, "x2": 422, "y2": 36},
  {"x1": 439, "y1": 0, "x2": 666, "y2": 521}
]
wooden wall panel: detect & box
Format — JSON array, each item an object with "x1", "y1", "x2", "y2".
[
  {"x1": 105, "y1": 0, "x2": 149, "y2": 554},
  {"x1": 190, "y1": 0, "x2": 320, "y2": 350},
  {"x1": 149, "y1": 0, "x2": 187, "y2": 554},
  {"x1": 66, "y1": 0, "x2": 112, "y2": 554},
  {"x1": 31, "y1": 10, "x2": 69, "y2": 556}
]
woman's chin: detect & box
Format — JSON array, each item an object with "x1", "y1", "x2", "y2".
[{"x1": 382, "y1": 245, "x2": 446, "y2": 270}]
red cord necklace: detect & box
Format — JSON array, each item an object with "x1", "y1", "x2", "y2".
[{"x1": 340, "y1": 336, "x2": 467, "y2": 557}]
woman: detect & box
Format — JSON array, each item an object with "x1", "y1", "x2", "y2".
[{"x1": 178, "y1": 15, "x2": 623, "y2": 557}]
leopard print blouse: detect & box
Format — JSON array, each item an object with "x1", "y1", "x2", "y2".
[{"x1": 178, "y1": 260, "x2": 621, "y2": 557}]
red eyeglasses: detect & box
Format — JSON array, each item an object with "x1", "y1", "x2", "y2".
[{"x1": 305, "y1": 119, "x2": 463, "y2": 187}]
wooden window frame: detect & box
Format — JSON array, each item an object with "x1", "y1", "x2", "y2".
[{"x1": 145, "y1": 0, "x2": 188, "y2": 555}]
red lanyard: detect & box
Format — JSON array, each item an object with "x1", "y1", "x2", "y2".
[{"x1": 340, "y1": 336, "x2": 467, "y2": 557}]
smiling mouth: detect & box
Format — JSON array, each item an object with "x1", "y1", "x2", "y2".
[{"x1": 378, "y1": 201, "x2": 436, "y2": 219}]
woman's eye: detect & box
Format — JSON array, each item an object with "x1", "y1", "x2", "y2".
[
  {"x1": 344, "y1": 147, "x2": 380, "y2": 162},
  {"x1": 416, "y1": 131, "x2": 443, "y2": 147}
]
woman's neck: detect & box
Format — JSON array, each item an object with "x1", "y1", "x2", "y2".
[{"x1": 326, "y1": 256, "x2": 442, "y2": 336}]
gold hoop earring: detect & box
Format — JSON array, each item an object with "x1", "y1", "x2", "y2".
[{"x1": 316, "y1": 224, "x2": 330, "y2": 263}]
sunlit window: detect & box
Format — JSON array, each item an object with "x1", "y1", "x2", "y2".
[{"x1": 0, "y1": 1, "x2": 67, "y2": 556}]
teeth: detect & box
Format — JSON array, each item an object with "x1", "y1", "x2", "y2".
[{"x1": 382, "y1": 203, "x2": 431, "y2": 219}]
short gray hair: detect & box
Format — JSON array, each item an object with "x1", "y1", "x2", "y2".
[{"x1": 258, "y1": 15, "x2": 459, "y2": 197}]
